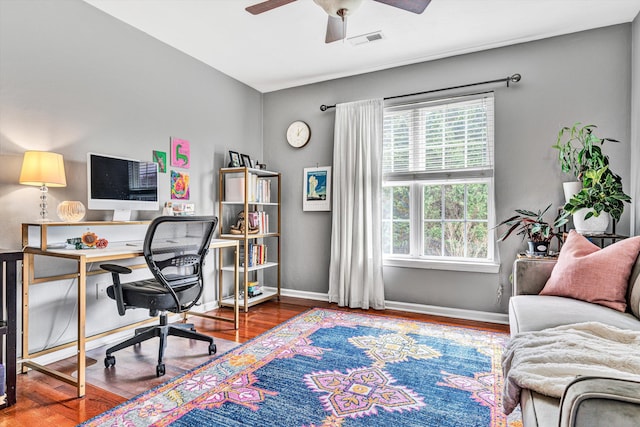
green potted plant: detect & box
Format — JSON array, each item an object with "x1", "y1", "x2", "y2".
[
  {"x1": 552, "y1": 123, "x2": 618, "y2": 202},
  {"x1": 496, "y1": 204, "x2": 568, "y2": 256},
  {"x1": 563, "y1": 165, "x2": 631, "y2": 233}
]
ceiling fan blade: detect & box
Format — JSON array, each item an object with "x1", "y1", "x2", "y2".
[
  {"x1": 325, "y1": 15, "x2": 345, "y2": 44},
  {"x1": 245, "y1": 0, "x2": 297, "y2": 15},
  {"x1": 373, "y1": 0, "x2": 431, "y2": 14}
]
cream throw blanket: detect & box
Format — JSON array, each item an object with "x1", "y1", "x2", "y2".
[{"x1": 502, "y1": 322, "x2": 640, "y2": 414}]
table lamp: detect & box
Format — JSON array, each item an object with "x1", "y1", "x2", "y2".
[{"x1": 19, "y1": 151, "x2": 67, "y2": 221}]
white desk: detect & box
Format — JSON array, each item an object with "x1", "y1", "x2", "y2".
[{"x1": 20, "y1": 221, "x2": 239, "y2": 398}]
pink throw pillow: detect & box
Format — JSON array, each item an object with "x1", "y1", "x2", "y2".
[{"x1": 540, "y1": 230, "x2": 640, "y2": 311}]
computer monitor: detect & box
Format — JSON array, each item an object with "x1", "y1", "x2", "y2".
[{"x1": 87, "y1": 152, "x2": 159, "y2": 221}]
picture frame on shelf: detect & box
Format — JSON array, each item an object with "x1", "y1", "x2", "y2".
[
  {"x1": 241, "y1": 154, "x2": 252, "y2": 168},
  {"x1": 303, "y1": 166, "x2": 331, "y2": 211},
  {"x1": 229, "y1": 150, "x2": 241, "y2": 167}
]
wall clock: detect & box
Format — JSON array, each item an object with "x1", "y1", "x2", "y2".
[{"x1": 286, "y1": 121, "x2": 311, "y2": 148}]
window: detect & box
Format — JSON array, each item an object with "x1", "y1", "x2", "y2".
[{"x1": 382, "y1": 93, "x2": 496, "y2": 270}]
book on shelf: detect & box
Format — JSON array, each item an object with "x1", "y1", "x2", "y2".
[
  {"x1": 247, "y1": 211, "x2": 269, "y2": 234},
  {"x1": 239, "y1": 243, "x2": 268, "y2": 267},
  {"x1": 224, "y1": 172, "x2": 271, "y2": 203}
]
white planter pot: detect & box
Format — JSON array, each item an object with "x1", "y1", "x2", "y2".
[
  {"x1": 563, "y1": 181, "x2": 583, "y2": 203},
  {"x1": 572, "y1": 209, "x2": 610, "y2": 234}
]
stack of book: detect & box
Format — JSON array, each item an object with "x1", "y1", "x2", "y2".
[
  {"x1": 224, "y1": 173, "x2": 272, "y2": 203},
  {"x1": 239, "y1": 243, "x2": 268, "y2": 267},
  {"x1": 247, "y1": 281, "x2": 262, "y2": 298},
  {"x1": 247, "y1": 211, "x2": 269, "y2": 234}
]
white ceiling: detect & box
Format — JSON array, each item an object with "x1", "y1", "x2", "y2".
[{"x1": 83, "y1": 0, "x2": 640, "y2": 93}]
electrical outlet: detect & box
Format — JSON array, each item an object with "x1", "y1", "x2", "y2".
[{"x1": 96, "y1": 282, "x2": 109, "y2": 299}]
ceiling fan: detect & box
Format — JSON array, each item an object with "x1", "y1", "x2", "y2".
[{"x1": 246, "y1": 0, "x2": 432, "y2": 43}]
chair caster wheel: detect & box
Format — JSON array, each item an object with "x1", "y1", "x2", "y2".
[
  {"x1": 104, "y1": 355, "x2": 116, "y2": 368},
  {"x1": 156, "y1": 363, "x2": 165, "y2": 377},
  {"x1": 209, "y1": 343, "x2": 217, "y2": 355}
]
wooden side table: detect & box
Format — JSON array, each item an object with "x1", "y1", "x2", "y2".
[{"x1": 0, "y1": 249, "x2": 22, "y2": 408}]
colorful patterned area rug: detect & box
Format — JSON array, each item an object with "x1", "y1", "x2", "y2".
[{"x1": 81, "y1": 308, "x2": 522, "y2": 427}]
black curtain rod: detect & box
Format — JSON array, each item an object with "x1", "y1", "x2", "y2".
[{"x1": 319, "y1": 73, "x2": 521, "y2": 111}]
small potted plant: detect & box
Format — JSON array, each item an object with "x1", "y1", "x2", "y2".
[
  {"x1": 552, "y1": 123, "x2": 618, "y2": 201},
  {"x1": 496, "y1": 204, "x2": 569, "y2": 256},
  {"x1": 563, "y1": 165, "x2": 631, "y2": 233}
]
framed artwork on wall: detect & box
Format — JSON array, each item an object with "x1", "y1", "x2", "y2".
[
  {"x1": 171, "y1": 170, "x2": 190, "y2": 200},
  {"x1": 170, "y1": 137, "x2": 190, "y2": 168},
  {"x1": 152, "y1": 150, "x2": 167, "y2": 173},
  {"x1": 303, "y1": 166, "x2": 331, "y2": 211}
]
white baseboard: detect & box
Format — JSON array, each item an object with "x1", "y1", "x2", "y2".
[{"x1": 280, "y1": 288, "x2": 509, "y2": 325}]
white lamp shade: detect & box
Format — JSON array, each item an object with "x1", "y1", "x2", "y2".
[{"x1": 19, "y1": 151, "x2": 67, "y2": 187}]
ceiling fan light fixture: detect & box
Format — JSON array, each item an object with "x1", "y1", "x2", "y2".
[{"x1": 313, "y1": 0, "x2": 363, "y2": 17}]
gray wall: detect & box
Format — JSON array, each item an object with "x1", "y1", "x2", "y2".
[
  {"x1": 263, "y1": 25, "x2": 633, "y2": 315},
  {"x1": 0, "y1": 0, "x2": 262, "y2": 350}
]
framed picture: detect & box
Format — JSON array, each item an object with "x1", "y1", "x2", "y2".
[
  {"x1": 170, "y1": 170, "x2": 190, "y2": 200},
  {"x1": 152, "y1": 150, "x2": 167, "y2": 173},
  {"x1": 228, "y1": 150, "x2": 241, "y2": 167},
  {"x1": 241, "y1": 153, "x2": 252, "y2": 168},
  {"x1": 170, "y1": 137, "x2": 190, "y2": 168},
  {"x1": 303, "y1": 166, "x2": 331, "y2": 211}
]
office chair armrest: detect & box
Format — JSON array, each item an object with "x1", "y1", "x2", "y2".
[
  {"x1": 100, "y1": 264, "x2": 132, "y2": 316},
  {"x1": 100, "y1": 264, "x2": 133, "y2": 275}
]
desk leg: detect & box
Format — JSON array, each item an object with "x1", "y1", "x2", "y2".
[
  {"x1": 76, "y1": 257, "x2": 86, "y2": 398},
  {"x1": 21, "y1": 253, "x2": 33, "y2": 374}
]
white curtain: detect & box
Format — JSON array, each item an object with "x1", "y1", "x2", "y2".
[{"x1": 328, "y1": 99, "x2": 385, "y2": 310}]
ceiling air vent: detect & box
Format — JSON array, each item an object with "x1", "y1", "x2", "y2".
[{"x1": 348, "y1": 31, "x2": 385, "y2": 46}]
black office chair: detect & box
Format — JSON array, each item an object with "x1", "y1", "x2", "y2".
[{"x1": 101, "y1": 215, "x2": 218, "y2": 377}]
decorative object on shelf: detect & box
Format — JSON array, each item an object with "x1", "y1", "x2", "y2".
[
  {"x1": 229, "y1": 211, "x2": 259, "y2": 234},
  {"x1": 303, "y1": 166, "x2": 331, "y2": 211},
  {"x1": 286, "y1": 120, "x2": 311, "y2": 148},
  {"x1": 56, "y1": 201, "x2": 86, "y2": 222},
  {"x1": 170, "y1": 170, "x2": 190, "y2": 200},
  {"x1": 256, "y1": 161, "x2": 267, "y2": 170},
  {"x1": 170, "y1": 137, "x2": 190, "y2": 168},
  {"x1": 19, "y1": 151, "x2": 67, "y2": 222},
  {"x1": 496, "y1": 204, "x2": 568, "y2": 256},
  {"x1": 563, "y1": 166, "x2": 631, "y2": 233},
  {"x1": 153, "y1": 150, "x2": 167, "y2": 173},
  {"x1": 241, "y1": 153, "x2": 252, "y2": 167},
  {"x1": 228, "y1": 150, "x2": 241, "y2": 167}
]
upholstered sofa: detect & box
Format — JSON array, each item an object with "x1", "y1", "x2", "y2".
[{"x1": 508, "y1": 234, "x2": 640, "y2": 427}]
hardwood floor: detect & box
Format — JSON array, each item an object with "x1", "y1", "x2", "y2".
[{"x1": 0, "y1": 296, "x2": 509, "y2": 427}]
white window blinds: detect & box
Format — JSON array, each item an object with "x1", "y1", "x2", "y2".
[{"x1": 383, "y1": 93, "x2": 494, "y2": 180}]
